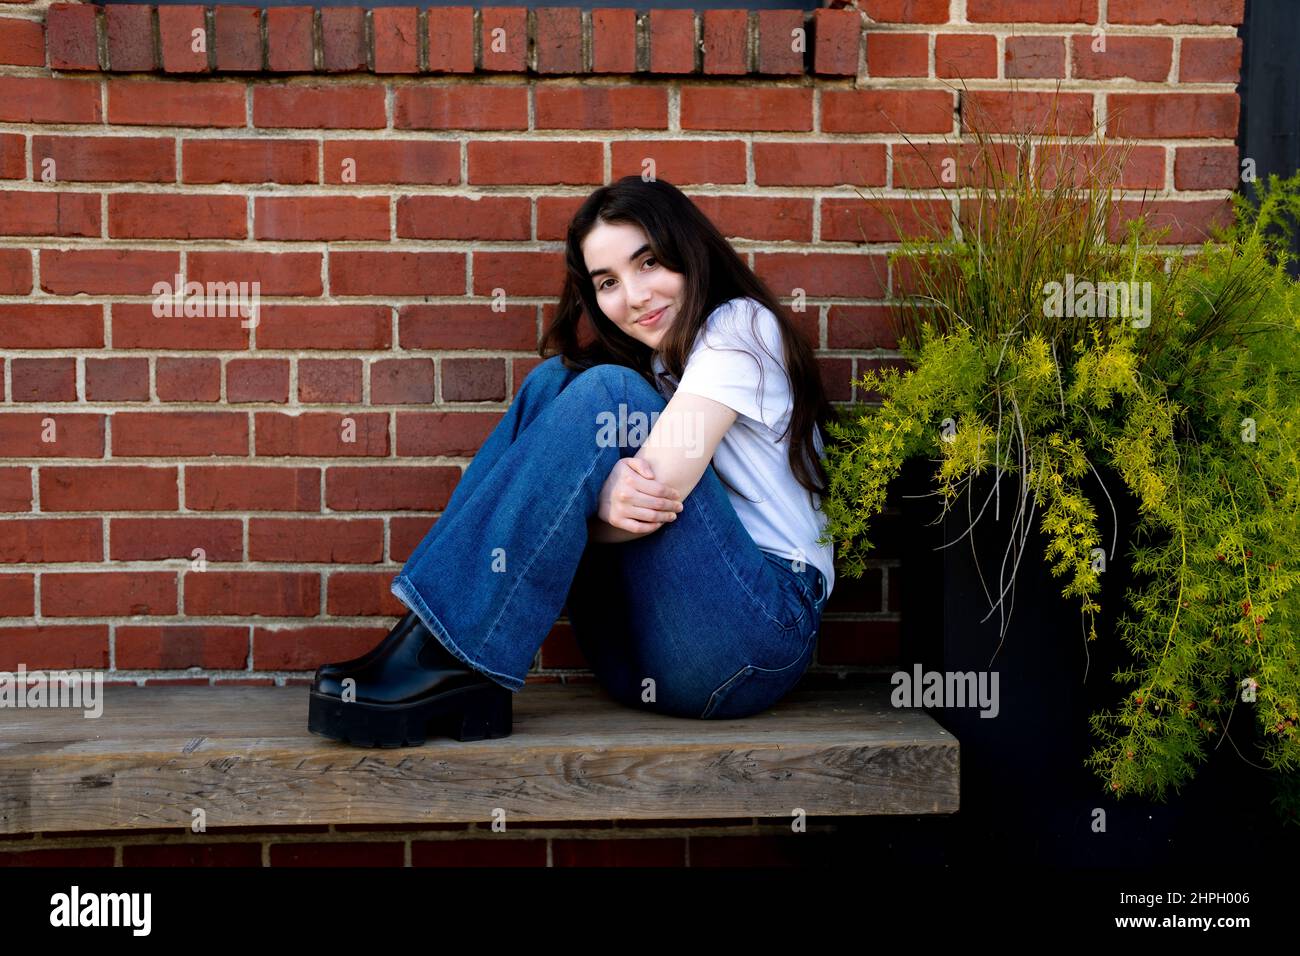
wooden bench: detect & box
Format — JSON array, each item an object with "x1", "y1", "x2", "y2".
[{"x1": 0, "y1": 681, "x2": 958, "y2": 834}]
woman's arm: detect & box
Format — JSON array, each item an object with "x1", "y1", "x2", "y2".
[{"x1": 585, "y1": 391, "x2": 738, "y2": 546}]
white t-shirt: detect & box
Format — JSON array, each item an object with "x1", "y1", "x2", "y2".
[{"x1": 650, "y1": 297, "x2": 835, "y2": 600}]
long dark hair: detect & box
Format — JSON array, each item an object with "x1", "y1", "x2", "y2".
[{"x1": 540, "y1": 175, "x2": 833, "y2": 501}]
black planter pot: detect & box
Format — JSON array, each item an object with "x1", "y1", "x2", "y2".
[{"x1": 896, "y1": 456, "x2": 1294, "y2": 866}]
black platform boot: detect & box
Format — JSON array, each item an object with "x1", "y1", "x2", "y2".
[
  {"x1": 307, "y1": 613, "x2": 513, "y2": 747},
  {"x1": 313, "y1": 609, "x2": 422, "y2": 684}
]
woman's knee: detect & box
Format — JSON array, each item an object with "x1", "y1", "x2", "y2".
[{"x1": 565, "y1": 361, "x2": 664, "y2": 410}]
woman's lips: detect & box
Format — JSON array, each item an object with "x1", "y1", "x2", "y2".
[{"x1": 637, "y1": 307, "x2": 666, "y2": 327}]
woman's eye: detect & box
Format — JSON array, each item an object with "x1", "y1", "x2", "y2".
[{"x1": 643, "y1": 257, "x2": 657, "y2": 269}]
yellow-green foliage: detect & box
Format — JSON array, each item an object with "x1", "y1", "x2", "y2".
[{"x1": 818, "y1": 141, "x2": 1300, "y2": 823}]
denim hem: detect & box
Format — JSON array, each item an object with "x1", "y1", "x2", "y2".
[{"x1": 390, "y1": 574, "x2": 526, "y2": 693}]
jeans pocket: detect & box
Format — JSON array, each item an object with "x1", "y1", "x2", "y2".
[{"x1": 699, "y1": 628, "x2": 817, "y2": 720}]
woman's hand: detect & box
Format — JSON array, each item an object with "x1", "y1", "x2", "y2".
[{"x1": 595, "y1": 456, "x2": 684, "y2": 534}]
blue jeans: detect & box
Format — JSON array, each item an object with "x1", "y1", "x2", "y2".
[{"x1": 390, "y1": 355, "x2": 827, "y2": 720}]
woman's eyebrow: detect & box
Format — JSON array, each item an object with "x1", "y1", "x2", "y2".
[{"x1": 588, "y1": 244, "x2": 652, "y2": 279}]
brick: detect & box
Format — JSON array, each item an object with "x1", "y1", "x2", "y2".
[
  {"x1": 42, "y1": 572, "x2": 177, "y2": 617},
  {"x1": 321, "y1": 7, "x2": 366, "y2": 72},
  {"x1": 116, "y1": 624, "x2": 248, "y2": 670},
  {"x1": 649, "y1": 8, "x2": 695, "y2": 74},
  {"x1": 370, "y1": 358, "x2": 436, "y2": 404},
  {"x1": 40, "y1": 249, "x2": 180, "y2": 295},
  {"x1": 270, "y1": 843, "x2": 404, "y2": 867},
  {"x1": 324, "y1": 571, "x2": 410, "y2": 614},
  {"x1": 0, "y1": 623, "x2": 107, "y2": 669},
  {"x1": 108, "y1": 80, "x2": 245, "y2": 127},
  {"x1": 110, "y1": 518, "x2": 243, "y2": 562},
  {"x1": 821, "y1": 198, "x2": 951, "y2": 242},
  {"x1": 113, "y1": 304, "x2": 252, "y2": 351},
  {"x1": 330, "y1": 251, "x2": 464, "y2": 295},
  {"x1": 1039, "y1": 143, "x2": 1166, "y2": 190},
  {"x1": 935, "y1": 34, "x2": 996, "y2": 78},
  {"x1": 32, "y1": 135, "x2": 174, "y2": 183},
  {"x1": 0, "y1": 249, "x2": 31, "y2": 293},
  {"x1": 256, "y1": 305, "x2": 390, "y2": 350},
  {"x1": 1174, "y1": 146, "x2": 1240, "y2": 190},
  {"x1": 535, "y1": 6, "x2": 582, "y2": 74},
  {"x1": 0, "y1": 15, "x2": 44, "y2": 67},
  {"x1": 867, "y1": 33, "x2": 928, "y2": 77},
  {"x1": 266, "y1": 6, "x2": 314, "y2": 73},
  {"x1": 1109, "y1": 198, "x2": 1233, "y2": 243},
  {"x1": 0, "y1": 304, "x2": 102, "y2": 349},
  {"x1": 592, "y1": 8, "x2": 636, "y2": 73},
  {"x1": 254, "y1": 196, "x2": 390, "y2": 241},
  {"x1": 756, "y1": 252, "x2": 888, "y2": 298},
  {"x1": 158, "y1": 5, "x2": 210, "y2": 73},
  {"x1": 184, "y1": 571, "x2": 320, "y2": 617},
  {"x1": 185, "y1": 466, "x2": 319, "y2": 512},
  {"x1": 249, "y1": 518, "x2": 383, "y2": 563},
  {"x1": 754, "y1": 142, "x2": 886, "y2": 186},
  {"x1": 963, "y1": 90, "x2": 1093, "y2": 135},
  {"x1": 125, "y1": 845, "x2": 262, "y2": 867},
  {"x1": 85, "y1": 357, "x2": 149, "y2": 402},
  {"x1": 822, "y1": 89, "x2": 952, "y2": 133},
  {"x1": 1108, "y1": 93, "x2": 1238, "y2": 138},
  {"x1": 427, "y1": 6, "x2": 474, "y2": 73},
  {"x1": 109, "y1": 193, "x2": 247, "y2": 239},
  {"x1": 813, "y1": 9, "x2": 860, "y2": 76},
  {"x1": 0, "y1": 191, "x2": 99, "y2": 237},
  {"x1": 481, "y1": 6, "x2": 527, "y2": 72},
  {"x1": 470, "y1": 251, "x2": 563, "y2": 296},
  {"x1": 1004, "y1": 35, "x2": 1064, "y2": 78},
  {"x1": 536, "y1": 86, "x2": 667, "y2": 130},
  {"x1": 106, "y1": 5, "x2": 156, "y2": 72},
  {"x1": 394, "y1": 86, "x2": 529, "y2": 130},
  {"x1": 373, "y1": 7, "x2": 419, "y2": 74},
  {"x1": 184, "y1": 139, "x2": 319, "y2": 185},
  {"x1": 610, "y1": 139, "x2": 746, "y2": 185},
  {"x1": 757, "y1": 10, "x2": 804, "y2": 75},
  {"x1": 0, "y1": 413, "x2": 103, "y2": 458},
  {"x1": 1108, "y1": 0, "x2": 1243, "y2": 25},
  {"x1": 156, "y1": 357, "x2": 221, "y2": 402},
  {"x1": 187, "y1": 251, "x2": 324, "y2": 297},
  {"x1": 680, "y1": 87, "x2": 813, "y2": 131},
  {"x1": 0, "y1": 574, "x2": 34, "y2": 615},
  {"x1": 325, "y1": 140, "x2": 457, "y2": 186},
  {"x1": 46, "y1": 2, "x2": 98, "y2": 70},
  {"x1": 441, "y1": 358, "x2": 505, "y2": 401},
  {"x1": 297, "y1": 358, "x2": 362, "y2": 403},
  {"x1": 253, "y1": 412, "x2": 389, "y2": 457},
  {"x1": 1070, "y1": 35, "x2": 1172, "y2": 81},
  {"x1": 692, "y1": 195, "x2": 812, "y2": 241},
  {"x1": 397, "y1": 304, "x2": 536, "y2": 350},
  {"x1": 254, "y1": 86, "x2": 386, "y2": 129},
  {"x1": 700, "y1": 10, "x2": 746, "y2": 76},
  {"x1": 0, "y1": 77, "x2": 101, "y2": 123},
  {"x1": 0, "y1": 518, "x2": 101, "y2": 562},
  {"x1": 11, "y1": 357, "x2": 76, "y2": 402},
  {"x1": 112, "y1": 412, "x2": 248, "y2": 456},
  {"x1": 1179, "y1": 37, "x2": 1242, "y2": 84},
  {"x1": 214, "y1": 6, "x2": 262, "y2": 72},
  {"x1": 467, "y1": 140, "x2": 602, "y2": 184},
  {"x1": 325, "y1": 466, "x2": 456, "y2": 511},
  {"x1": 0, "y1": 132, "x2": 23, "y2": 178},
  {"x1": 967, "y1": 0, "x2": 1097, "y2": 22},
  {"x1": 226, "y1": 358, "x2": 290, "y2": 403},
  {"x1": 394, "y1": 410, "x2": 500, "y2": 457},
  {"x1": 860, "y1": 0, "x2": 949, "y2": 22}
]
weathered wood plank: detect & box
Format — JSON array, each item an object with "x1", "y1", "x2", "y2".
[{"x1": 0, "y1": 682, "x2": 958, "y2": 833}]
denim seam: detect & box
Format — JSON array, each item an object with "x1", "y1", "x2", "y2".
[{"x1": 700, "y1": 627, "x2": 816, "y2": 718}]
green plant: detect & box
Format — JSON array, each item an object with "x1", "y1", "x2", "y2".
[{"x1": 816, "y1": 120, "x2": 1300, "y2": 822}]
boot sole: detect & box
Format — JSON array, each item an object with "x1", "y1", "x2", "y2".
[{"x1": 307, "y1": 682, "x2": 514, "y2": 748}]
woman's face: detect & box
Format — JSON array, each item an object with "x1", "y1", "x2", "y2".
[{"x1": 582, "y1": 221, "x2": 683, "y2": 352}]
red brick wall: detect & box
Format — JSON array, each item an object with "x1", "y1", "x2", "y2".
[{"x1": 0, "y1": 1, "x2": 1243, "y2": 696}]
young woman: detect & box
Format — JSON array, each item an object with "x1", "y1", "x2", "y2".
[{"x1": 308, "y1": 176, "x2": 837, "y2": 748}]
